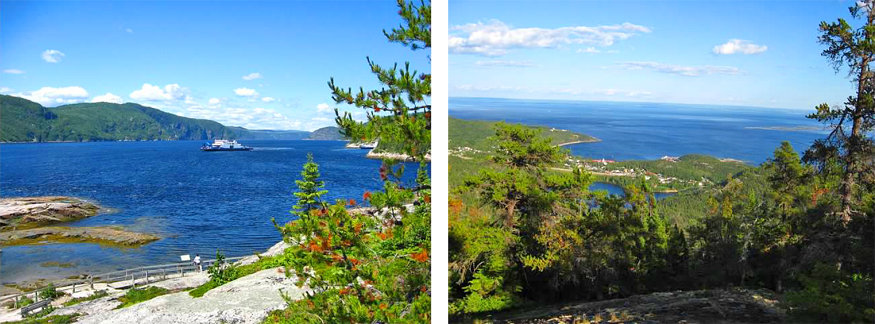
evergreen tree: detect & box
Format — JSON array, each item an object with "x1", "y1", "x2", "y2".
[{"x1": 807, "y1": 0, "x2": 875, "y2": 224}]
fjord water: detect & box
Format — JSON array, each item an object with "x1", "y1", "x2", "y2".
[
  {"x1": 0, "y1": 140, "x2": 425, "y2": 283},
  {"x1": 450, "y1": 97, "x2": 826, "y2": 164}
]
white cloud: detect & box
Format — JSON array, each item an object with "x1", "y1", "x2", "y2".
[
  {"x1": 474, "y1": 60, "x2": 534, "y2": 67},
  {"x1": 130, "y1": 83, "x2": 188, "y2": 101},
  {"x1": 208, "y1": 98, "x2": 221, "y2": 105},
  {"x1": 0, "y1": 87, "x2": 13, "y2": 94},
  {"x1": 3, "y1": 69, "x2": 24, "y2": 74},
  {"x1": 449, "y1": 20, "x2": 650, "y2": 56},
  {"x1": 182, "y1": 104, "x2": 302, "y2": 130},
  {"x1": 619, "y1": 61, "x2": 740, "y2": 77},
  {"x1": 712, "y1": 39, "x2": 767, "y2": 55},
  {"x1": 42, "y1": 50, "x2": 65, "y2": 63},
  {"x1": 261, "y1": 97, "x2": 276, "y2": 102},
  {"x1": 14, "y1": 86, "x2": 89, "y2": 106},
  {"x1": 316, "y1": 103, "x2": 333, "y2": 113},
  {"x1": 577, "y1": 47, "x2": 600, "y2": 54},
  {"x1": 125, "y1": 28, "x2": 134, "y2": 34},
  {"x1": 234, "y1": 88, "x2": 258, "y2": 97},
  {"x1": 91, "y1": 93, "x2": 123, "y2": 104},
  {"x1": 242, "y1": 72, "x2": 262, "y2": 81}
]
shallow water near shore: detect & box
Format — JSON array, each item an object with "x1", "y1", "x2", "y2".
[
  {"x1": 0, "y1": 140, "x2": 426, "y2": 284},
  {"x1": 450, "y1": 97, "x2": 827, "y2": 164}
]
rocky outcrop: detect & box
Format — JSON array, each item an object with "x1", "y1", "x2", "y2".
[
  {"x1": 73, "y1": 268, "x2": 307, "y2": 324},
  {"x1": 0, "y1": 226, "x2": 159, "y2": 247},
  {"x1": 0, "y1": 196, "x2": 99, "y2": 230},
  {"x1": 488, "y1": 288, "x2": 786, "y2": 324}
]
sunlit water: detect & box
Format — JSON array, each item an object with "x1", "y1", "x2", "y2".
[{"x1": 0, "y1": 140, "x2": 427, "y2": 283}]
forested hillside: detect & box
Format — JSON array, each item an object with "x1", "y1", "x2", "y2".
[{"x1": 0, "y1": 95, "x2": 235, "y2": 142}]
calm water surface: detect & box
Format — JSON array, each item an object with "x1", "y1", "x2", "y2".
[
  {"x1": 0, "y1": 140, "x2": 426, "y2": 283},
  {"x1": 450, "y1": 97, "x2": 827, "y2": 164}
]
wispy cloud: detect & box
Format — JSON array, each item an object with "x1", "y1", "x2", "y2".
[
  {"x1": 261, "y1": 97, "x2": 276, "y2": 102},
  {"x1": 712, "y1": 39, "x2": 767, "y2": 55},
  {"x1": 3, "y1": 69, "x2": 24, "y2": 74},
  {"x1": 42, "y1": 50, "x2": 65, "y2": 63},
  {"x1": 449, "y1": 20, "x2": 650, "y2": 56},
  {"x1": 316, "y1": 103, "x2": 333, "y2": 113},
  {"x1": 474, "y1": 60, "x2": 535, "y2": 67},
  {"x1": 619, "y1": 61, "x2": 740, "y2": 77},
  {"x1": 14, "y1": 86, "x2": 89, "y2": 106},
  {"x1": 242, "y1": 72, "x2": 262, "y2": 81}
]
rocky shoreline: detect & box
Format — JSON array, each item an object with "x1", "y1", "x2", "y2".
[
  {"x1": 0, "y1": 196, "x2": 159, "y2": 248},
  {"x1": 0, "y1": 196, "x2": 99, "y2": 230},
  {"x1": 0, "y1": 226, "x2": 159, "y2": 247}
]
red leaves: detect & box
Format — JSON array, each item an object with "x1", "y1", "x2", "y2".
[
  {"x1": 363, "y1": 191, "x2": 372, "y2": 201},
  {"x1": 379, "y1": 164, "x2": 388, "y2": 181},
  {"x1": 378, "y1": 228, "x2": 393, "y2": 241},
  {"x1": 410, "y1": 248, "x2": 428, "y2": 262},
  {"x1": 348, "y1": 199, "x2": 357, "y2": 206}
]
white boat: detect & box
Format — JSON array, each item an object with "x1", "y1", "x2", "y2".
[{"x1": 201, "y1": 139, "x2": 253, "y2": 151}]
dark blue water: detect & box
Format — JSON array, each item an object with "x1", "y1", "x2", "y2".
[
  {"x1": 450, "y1": 97, "x2": 827, "y2": 164},
  {"x1": 0, "y1": 140, "x2": 426, "y2": 283}
]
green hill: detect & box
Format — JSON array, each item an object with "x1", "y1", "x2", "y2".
[
  {"x1": 0, "y1": 95, "x2": 235, "y2": 142},
  {"x1": 307, "y1": 126, "x2": 346, "y2": 140},
  {"x1": 449, "y1": 117, "x2": 598, "y2": 152}
]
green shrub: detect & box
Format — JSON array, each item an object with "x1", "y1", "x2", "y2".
[
  {"x1": 116, "y1": 286, "x2": 169, "y2": 309},
  {"x1": 17, "y1": 296, "x2": 34, "y2": 308},
  {"x1": 786, "y1": 263, "x2": 875, "y2": 323},
  {"x1": 38, "y1": 284, "x2": 63, "y2": 300}
]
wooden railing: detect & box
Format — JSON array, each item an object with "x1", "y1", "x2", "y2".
[{"x1": 1, "y1": 255, "x2": 246, "y2": 307}]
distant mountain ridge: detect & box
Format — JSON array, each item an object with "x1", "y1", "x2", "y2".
[
  {"x1": 307, "y1": 126, "x2": 345, "y2": 140},
  {"x1": 229, "y1": 127, "x2": 310, "y2": 140},
  {"x1": 0, "y1": 95, "x2": 328, "y2": 143}
]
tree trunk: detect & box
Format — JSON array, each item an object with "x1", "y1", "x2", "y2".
[{"x1": 840, "y1": 6, "x2": 873, "y2": 224}]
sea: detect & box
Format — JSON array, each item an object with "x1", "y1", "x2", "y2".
[
  {"x1": 0, "y1": 140, "x2": 426, "y2": 283},
  {"x1": 450, "y1": 97, "x2": 827, "y2": 164}
]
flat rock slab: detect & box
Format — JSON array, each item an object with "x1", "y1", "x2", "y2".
[
  {"x1": 76, "y1": 267, "x2": 308, "y2": 324},
  {"x1": 0, "y1": 196, "x2": 99, "y2": 229},
  {"x1": 0, "y1": 226, "x2": 159, "y2": 247}
]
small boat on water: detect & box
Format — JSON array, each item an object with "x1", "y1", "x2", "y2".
[
  {"x1": 359, "y1": 141, "x2": 378, "y2": 149},
  {"x1": 201, "y1": 139, "x2": 253, "y2": 151}
]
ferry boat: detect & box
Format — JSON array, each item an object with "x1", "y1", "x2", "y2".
[{"x1": 201, "y1": 139, "x2": 253, "y2": 151}]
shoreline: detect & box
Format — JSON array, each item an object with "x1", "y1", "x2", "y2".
[{"x1": 556, "y1": 138, "x2": 601, "y2": 147}]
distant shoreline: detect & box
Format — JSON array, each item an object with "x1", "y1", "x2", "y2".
[{"x1": 557, "y1": 138, "x2": 601, "y2": 147}]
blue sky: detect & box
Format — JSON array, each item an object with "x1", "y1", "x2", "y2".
[
  {"x1": 1, "y1": 1, "x2": 429, "y2": 131},
  {"x1": 449, "y1": 0, "x2": 861, "y2": 110}
]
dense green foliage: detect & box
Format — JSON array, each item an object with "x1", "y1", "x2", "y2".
[
  {"x1": 264, "y1": 1, "x2": 431, "y2": 322},
  {"x1": 0, "y1": 95, "x2": 235, "y2": 142},
  {"x1": 116, "y1": 286, "x2": 169, "y2": 309},
  {"x1": 306, "y1": 126, "x2": 345, "y2": 141}
]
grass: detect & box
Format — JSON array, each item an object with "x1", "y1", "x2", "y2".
[
  {"x1": 189, "y1": 255, "x2": 281, "y2": 298},
  {"x1": 116, "y1": 286, "x2": 169, "y2": 309},
  {"x1": 62, "y1": 290, "x2": 108, "y2": 307},
  {"x1": 6, "y1": 313, "x2": 79, "y2": 324}
]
